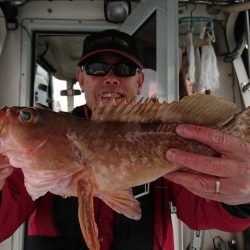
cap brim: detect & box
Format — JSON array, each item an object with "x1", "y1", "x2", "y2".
[{"x1": 77, "y1": 49, "x2": 143, "y2": 68}]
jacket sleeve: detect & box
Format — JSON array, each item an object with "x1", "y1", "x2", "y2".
[
  {"x1": 170, "y1": 182, "x2": 250, "y2": 232},
  {"x1": 0, "y1": 169, "x2": 35, "y2": 242}
]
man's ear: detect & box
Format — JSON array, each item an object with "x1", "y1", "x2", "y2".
[
  {"x1": 77, "y1": 69, "x2": 85, "y2": 92},
  {"x1": 137, "y1": 71, "x2": 144, "y2": 95}
]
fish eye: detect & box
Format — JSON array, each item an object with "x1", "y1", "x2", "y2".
[{"x1": 19, "y1": 108, "x2": 39, "y2": 124}]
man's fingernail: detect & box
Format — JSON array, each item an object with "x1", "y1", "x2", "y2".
[
  {"x1": 212, "y1": 131, "x2": 224, "y2": 144},
  {"x1": 166, "y1": 149, "x2": 177, "y2": 161},
  {"x1": 176, "y1": 124, "x2": 186, "y2": 135}
]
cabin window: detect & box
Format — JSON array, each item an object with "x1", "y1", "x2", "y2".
[
  {"x1": 34, "y1": 64, "x2": 50, "y2": 106},
  {"x1": 52, "y1": 77, "x2": 86, "y2": 112},
  {"x1": 34, "y1": 32, "x2": 89, "y2": 111}
]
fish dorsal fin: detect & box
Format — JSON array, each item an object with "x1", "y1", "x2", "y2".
[{"x1": 91, "y1": 94, "x2": 237, "y2": 127}]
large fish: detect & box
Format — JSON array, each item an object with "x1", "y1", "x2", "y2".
[{"x1": 0, "y1": 94, "x2": 249, "y2": 250}]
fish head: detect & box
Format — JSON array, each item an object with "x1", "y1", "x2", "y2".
[{"x1": 0, "y1": 106, "x2": 65, "y2": 159}]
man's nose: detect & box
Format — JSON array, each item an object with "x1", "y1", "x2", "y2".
[{"x1": 103, "y1": 71, "x2": 120, "y2": 85}]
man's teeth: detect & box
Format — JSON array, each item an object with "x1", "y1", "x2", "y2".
[{"x1": 100, "y1": 93, "x2": 123, "y2": 98}]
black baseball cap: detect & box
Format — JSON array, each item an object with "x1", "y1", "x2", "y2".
[{"x1": 77, "y1": 29, "x2": 143, "y2": 68}]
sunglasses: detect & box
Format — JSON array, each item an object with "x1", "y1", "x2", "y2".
[{"x1": 81, "y1": 62, "x2": 142, "y2": 77}]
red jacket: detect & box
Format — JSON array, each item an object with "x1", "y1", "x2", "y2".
[{"x1": 1, "y1": 169, "x2": 250, "y2": 250}]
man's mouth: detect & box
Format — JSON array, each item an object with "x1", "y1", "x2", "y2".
[
  {"x1": 100, "y1": 92, "x2": 124, "y2": 99},
  {"x1": 99, "y1": 92, "x2": 125, "y2": 105}
]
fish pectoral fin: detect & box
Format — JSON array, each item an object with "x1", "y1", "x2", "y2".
[
  {"x1": 98, "y1": 189, "x2": 141, "y2": 220},
  {"x1": 78, "y1": 180, "x2": 100, "y2": 250}
]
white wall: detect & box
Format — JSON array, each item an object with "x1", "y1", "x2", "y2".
[{"x1": 0, "y1": 30, "x2": 22, "y2": 107}]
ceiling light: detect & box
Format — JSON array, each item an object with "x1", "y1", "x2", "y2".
[{"x1": 104, "y1": 0, "x2": 131, "y2": 23}]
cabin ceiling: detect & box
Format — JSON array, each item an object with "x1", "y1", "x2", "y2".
[
  {"x1": 31, "y1": 0, "x2": 245, "y2": 82},
  {"x1": 36, "y1": 34, "x2": 87, "y2": 82}
]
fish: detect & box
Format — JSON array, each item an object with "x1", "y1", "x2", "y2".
[{"x1": 0, "y1": 94, "x2": 249, "y2": 250}]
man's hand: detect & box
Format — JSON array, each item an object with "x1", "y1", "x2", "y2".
[
  {"x1": 0, "y1": 155, "x2": 13, "y2": 191},
  {"x1": 164, "y1": 124, "x2": 250, "y2": 205}
]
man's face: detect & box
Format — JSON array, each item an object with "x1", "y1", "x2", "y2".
[{"x1": 77, "y1": 52, "x2": 144, "y2": 110}]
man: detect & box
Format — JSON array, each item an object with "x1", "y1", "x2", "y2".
[{"x1": 0, "y1": 29, "x2": 250, "y2": 250}]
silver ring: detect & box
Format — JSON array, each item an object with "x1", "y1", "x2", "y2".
[
  {"x1": 62, "y1": 195, "x2": 70, "y2": 199},
  {"x1": 215, "y1": 178, "x2": 221, "y2": 194}
]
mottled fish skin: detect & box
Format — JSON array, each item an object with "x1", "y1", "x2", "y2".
[
  {"x1": 0, "y1": 94, "x2": 249, "y2": 250},
  {"x1": 66, "y1": 121, "x2": 216, "y2": 193},
  {"x1": 0, "y1": 108, "x2": 203, "y2": 192},
  {"x1": 221, "y1": 106, "x2": 250, "y2": 142}
]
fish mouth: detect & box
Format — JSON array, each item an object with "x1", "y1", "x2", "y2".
[
  {"x1": 0, "y1": 106, "x2": 7, "y2": 129},
  {"x1": 0, "y1": 106, "x2": 7, "y2": 116},
  {"x1": 98, "y1": 91, "x2": 125, "y2": 105}
]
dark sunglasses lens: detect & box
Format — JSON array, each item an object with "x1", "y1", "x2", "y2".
[
  {"x1": 84, "y1": 62, "x2": 138, "y2": 77},
  {"x1": 85, "y1": 63, "x2": 109, "y2": 76},
  {"x1": 114, "y1": 63, "x2": 137, "y2": 76}
]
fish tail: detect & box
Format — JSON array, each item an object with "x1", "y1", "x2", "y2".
[
  {"x1": 77, "y1": 180, "x2": 100, "y2": 250},
  {"x1": 222, "y1": 106, "x2": 250, "y2": 143}
]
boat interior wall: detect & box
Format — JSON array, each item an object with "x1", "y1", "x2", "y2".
[
  {"x1": 0, "y1": 0, "x2": 248, "y2": 107},
  {"x1": 178, "y1": 2, "x2": 250, "y2": 109},
  {"x1": 0, "y1": 8, "x2": 6, "y2": 55},
  {"x1": 0, "y1": 29, "x2": 22, "y2": 107},
  {"x1": 18, "y1": 1, "x2": 106, "y2": 20}
]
